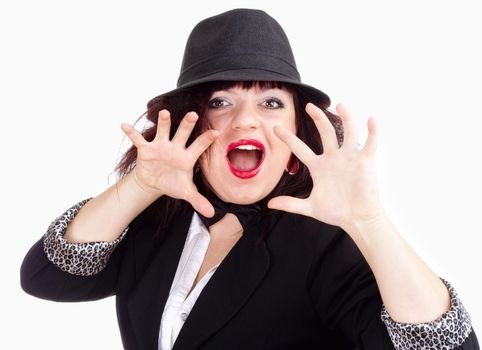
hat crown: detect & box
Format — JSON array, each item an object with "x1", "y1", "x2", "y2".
[
  {"x1": 147, "y1": 8, "x2": 330, "y2": 110},
  {"x1": 178, "y1": 8, "x2": 300, "y2": 87}
]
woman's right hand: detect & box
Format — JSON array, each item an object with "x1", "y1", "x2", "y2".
[{"x1": 120, "y1": 109, "x2": 219, "y2": 217}]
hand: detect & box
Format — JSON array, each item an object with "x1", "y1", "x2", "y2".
[
  {"x1": 267, "y1": 103, "x2": 383, "y2": 232},
  {"x1": 121, "y1": 110, "x2": 219, "y2": 217}
]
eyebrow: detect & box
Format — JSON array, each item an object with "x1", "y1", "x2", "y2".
[{"x1": 217, "y1": 87, "x2": 285, "y2": 95}]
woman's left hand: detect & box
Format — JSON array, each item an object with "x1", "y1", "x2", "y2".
[{"x1": 267, "y1": 103, "x2": 384, "y2": 233}]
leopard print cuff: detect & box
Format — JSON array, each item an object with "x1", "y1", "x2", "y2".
[
  {"x1": 381, "y1": 279, "x2": 472, "y2": 350},
  {"x1": 43, "y1": 198, "x2": 129, "y2": 276}
]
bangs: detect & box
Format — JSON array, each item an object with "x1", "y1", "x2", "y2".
[{"x1": 202, "y1": 80, "x2": 293, "y2": 93}]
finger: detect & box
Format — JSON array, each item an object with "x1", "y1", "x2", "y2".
[
  {"x1": 273, "y1": 125, "x2": 316, "y2": 167},
  {"x1": 171, "y1": 111, "x2": 199, "y2": 146},
  {"x1": 335, "y1": 104, "x2": 359, "y2": 149},
  {"x1": 121, "y1": 123, "x2": 147, "y2": 148},
  {"x1": 305, "y1": 103, "x2": 340, "y2": 152},
  {"x1": 267, "y1": 196, "x2": 312, "y2": 217},
  {"x1": 155, "y1": 109, "x2": 172, "y2": 142},
  {"x1": 187, "y1": 129, "x2": 219, "y2": 160},
  {"x1": 186, "y1": 190, "x2": 215, "y2": 218},
  {"x1": 361, "y1": 117, "x2": 378, "y2": 156}
]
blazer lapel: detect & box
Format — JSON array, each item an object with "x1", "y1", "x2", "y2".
[
  {"x1": 172, "y1": 222, "x2": 270, "y2": 350},
  {"x1": 127, "y1": 205, "x2": 194, "y2": 350}
]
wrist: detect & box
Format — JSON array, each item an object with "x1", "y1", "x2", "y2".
[
  {"x1": 342, "y1": 208, "x2": 390, "y2": 243},
  {"x1": 126, "y1": 168, "x2": 164, "y2": 200}
]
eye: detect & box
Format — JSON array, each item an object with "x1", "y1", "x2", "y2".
[
  {"x1": 208, "y1": 97, "x2": 231, "y2": 109},
  {"x1": 262, "y1": 97, "x2": 284, "y2": 109}
]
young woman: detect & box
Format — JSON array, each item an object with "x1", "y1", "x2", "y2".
[{"x1": 21, "y1": 8, "x2": 479, "y2": 350}]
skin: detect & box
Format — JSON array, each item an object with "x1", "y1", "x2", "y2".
[
  {"x1": 268, "y1": 102, "x2": 451, "y2": 323},
  {"x1": 268, "y1": 102, "x2": 381, "y2": 230},
  {"x1": 121, "y1": 109, "x2": 219, "y2": 218},
  {"x1": 199, "y1": 86, "x2": 296, "y2": 204},
  {"x1": 117, "y1": 85, "x2": 451, "y2": 324}
]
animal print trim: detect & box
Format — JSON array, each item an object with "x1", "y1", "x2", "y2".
[
  {"x1": 381, "y1": 278, "x2": 472, "y2": 350},
  {"x1": 43, "y1": 198, "x2": 129, "y2": 276}
]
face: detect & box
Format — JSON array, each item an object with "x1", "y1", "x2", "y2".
[{"x1": 199, "y1": 85, "x2": 296, "y2": 204}]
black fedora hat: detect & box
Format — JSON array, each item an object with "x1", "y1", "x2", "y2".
[{"x1": 147, "y1": 8, "x2": 330, "y2": 108}]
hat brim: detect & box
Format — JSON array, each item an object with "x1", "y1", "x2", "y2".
[{"x1": 146, "y1": 68, "x2": 330, "y2": 109}]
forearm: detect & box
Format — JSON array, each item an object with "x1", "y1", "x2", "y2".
[
  {"x1": 345, "y1": 209, "x2": 451, "y2": 324},
  {"x1": 65, "y1": 168, "x2": 162, "y2": 243}
]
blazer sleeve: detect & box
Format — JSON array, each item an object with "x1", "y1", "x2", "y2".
[
  {"x1": 20, "y1": 198, "x2": 130, "y2": 302},
  {"x1": 307, "y1": 227, "x2": 479, "y2": 350}
]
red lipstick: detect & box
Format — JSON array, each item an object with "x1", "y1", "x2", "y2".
[{"x1": 226, "y1": 139, "x2": 266, "y2": 179}]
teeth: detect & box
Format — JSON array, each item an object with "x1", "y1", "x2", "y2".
[{"x1": 235, "y1": 145, "x2": 260, "y2": 151}]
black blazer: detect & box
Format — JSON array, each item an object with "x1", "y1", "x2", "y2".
[{"x1": 21, "y1": 202, "x2": 479, "y2": 349}]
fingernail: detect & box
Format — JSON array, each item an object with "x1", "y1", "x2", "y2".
[
  {"x1": 187, "y1": 112, "x2": 199, "y2": 122},
  {"x1": 159, "y1": 110, "x2": 170, "y2": 119}
]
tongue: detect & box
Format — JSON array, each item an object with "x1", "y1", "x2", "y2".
[{"x1": 228, "y1": 149, "x2": 259, "y2": 171}]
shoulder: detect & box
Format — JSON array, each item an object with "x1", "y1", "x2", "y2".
[
  {"x1": 265, "y1": 212, "x2": 368, "y2": 276},
  {"x1": 122, "y1": 199, "x2": 193, "y2": 256},
  {"x1": 129, "y1": 199, "x2": 192, "y2": 237},
  {"x1": 266, "y1": 212, "x2": 348, "y2": 253},
  {"x1": 116, "y1": 200, "x2": 194, "y2": 280}
]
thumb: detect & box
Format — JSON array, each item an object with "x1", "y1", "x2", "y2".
[
  {"x1": 187, "y1": 191, "x2": 215, "y2": 218},
  {"x1": 267, "y1": 196, "x2": 311, "y2": 217}
]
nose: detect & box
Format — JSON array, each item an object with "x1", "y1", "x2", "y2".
[{"x1": 230, "y1": 104, "x2": 261, "y2": 131}]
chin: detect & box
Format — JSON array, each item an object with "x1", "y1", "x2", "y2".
[
  {"x1": 200, "y1": 163, "x2": 284, "y2": 205},
  {"x1": 216, "y1": 188, "x2": 267, "y2": 205}
]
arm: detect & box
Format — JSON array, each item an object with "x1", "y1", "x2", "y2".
[
  {"x1": 269, "y1": 103, "x2": 478, "y2": 348},
  {"x1": 309, "y1": 227, "x2": 478, "y2": 349},
  {"x1": 20, "y1": 198, "x2": 130, "y2": 301},
  {"x1": 20, "y1": 168, "x2": 160, "y2": 300},
  {"x1": 339, "y1": 203, "x2": 478, "y2": 349},
  {"x1": 21, "y1": 109, "x2": 217, "y2": 299},
  {"x1": 346, "y1": 210, "x2": 449, "y2": 322},
  {"x1": 308, "y1": 228, "x2": 396, "y2": 349},
  {"x1": 64, "y1": 169, "x2": 161, "y2": 243},
  {"x1": 66, "y1": 109, "x2": 219, "y2": 244}
]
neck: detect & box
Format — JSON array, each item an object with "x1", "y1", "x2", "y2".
[
  {"x1": 208, "y1": 213, "x2": 244, "y2": 240},
  {"x1": 195, "y1": 192, "x2": 264, "y2": 232}
]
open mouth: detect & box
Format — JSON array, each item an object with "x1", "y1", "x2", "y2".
[{"x1": 226, "y1": 139, "x2": 265, "y2": 179}]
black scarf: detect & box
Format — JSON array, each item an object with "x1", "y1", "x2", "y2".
[{"x1": 195, "y1": 195, "x2": 264, "y2": 231}]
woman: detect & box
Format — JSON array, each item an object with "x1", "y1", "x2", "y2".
[{"x1": 21, "y1": 8, "x2": 479, "y2": 350}]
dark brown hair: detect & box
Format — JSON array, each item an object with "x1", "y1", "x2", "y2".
[{"x1": 114, "y1": 81, "x2": 344, "y2": 233}]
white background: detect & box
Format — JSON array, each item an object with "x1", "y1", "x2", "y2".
[{"x1": 1, "y1": 0, "x2": 481, "y2": 348}]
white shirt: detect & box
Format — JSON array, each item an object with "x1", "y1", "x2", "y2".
[{"x1": 158, "y1": 212, "x2": 219, "y2": 350}]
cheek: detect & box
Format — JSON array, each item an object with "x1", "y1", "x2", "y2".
[
  {"x1": 199, "y1": 142, "x2": 224, "y2": 175},
  {"x1": 205, "y1": 115, "x2": 228, "y2": 132},
  {"x1": 199, "y1": 153, "x2": 209, "y2": 172},
  {"x1": 268, "y1": 122, "x2": 292, "y2": 151},
  {"x1": 288, "y1": 113, "x2": 297, "y2": 133}
]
